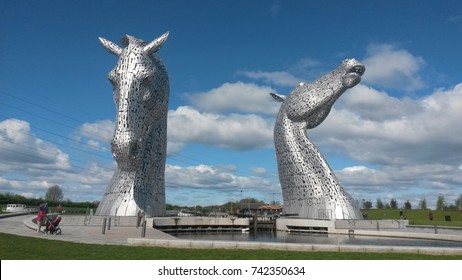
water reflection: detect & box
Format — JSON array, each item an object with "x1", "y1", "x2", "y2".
[{"x1": 171, "y1": 230, "x2": 462, "y2": 248}]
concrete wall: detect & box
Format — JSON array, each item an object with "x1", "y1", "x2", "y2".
[
  {"x1": 276, "y1": 218, "x2": 409, "y2": 233},
  {"x1": 335, "y1": 219, "x2": 408, "y2": 230},
  {"x1": 150, "y1": 217, "x2": 250, "y2": 228}
]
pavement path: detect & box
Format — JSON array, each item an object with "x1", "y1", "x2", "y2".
[{"x1": 0, "y1": 214, "x2": 176, "y2": 246}]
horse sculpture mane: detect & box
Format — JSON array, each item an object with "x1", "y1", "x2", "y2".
[
  {"x1": 271, "y1": 58, "x2": 365, "y2": 220},
  {"x1": 95, "y1": 32, "x2": 170, "y2": 216}
]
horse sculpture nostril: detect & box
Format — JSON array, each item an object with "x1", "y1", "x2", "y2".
[{"x1": 354, "y1": 65, "x2": 365, "y2": 75}]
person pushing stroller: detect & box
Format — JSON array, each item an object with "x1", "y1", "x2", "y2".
[{"x1": 36, "y1": 203, "x2": 48, "y2": 233}]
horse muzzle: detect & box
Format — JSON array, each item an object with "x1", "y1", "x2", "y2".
[
  {"x1": 341, "y1": 59, "x2": 365, "y2": 88},
  {"x1": 111, "y1": 138, "x2": 144, "y2": 171}
]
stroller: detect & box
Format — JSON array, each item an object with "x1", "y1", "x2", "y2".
[{"x1": 44, "y1": 215, "x2": 62, "y2": 235}]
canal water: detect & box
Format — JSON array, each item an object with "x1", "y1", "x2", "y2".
[{"x1": 171, "y1": 231, "x2": 462, "y2": 248}]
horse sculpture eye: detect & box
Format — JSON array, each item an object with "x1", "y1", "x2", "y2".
[
  {"x1": 143, "y1": 91, "x2": 152, "y2": 102},
  {"x1": 141, "y1": 76, "x2": 155, "y2": 103},
  {"x1": 141, "y1": 75, "x2": 154, "y2": 86}
]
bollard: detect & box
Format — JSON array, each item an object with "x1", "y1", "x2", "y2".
[
  {"x1": 107, "y1": 217, "x2": 111, "y2": 231},
  {"x1": 376, "y1": 221, "x2": 380, "y2": 231},
  {"x1": 434, "y1": 225, "x2": 438, "y2": 234},
  {"x1": 102, "y1": 218, "x2": 107, "y2": 234},
  {"x1": 136, "y1": 211, "x2": 140, "y2": 228},
  {"x1": 141, "y1": 220, "x2": 147, "y2": 238},
  {"x1": 253, "y1": 214, "x2": 258, "y2": 232}
]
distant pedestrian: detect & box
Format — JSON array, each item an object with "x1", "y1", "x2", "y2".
[{"x1": 428, "y1": 211, "x2": 434, "y2": 221}]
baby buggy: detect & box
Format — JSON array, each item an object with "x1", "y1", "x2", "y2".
[{"x1": 44, "y1": 215, "x2": 62, "y2": 235}]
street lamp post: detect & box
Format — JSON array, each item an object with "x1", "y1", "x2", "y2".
[
  {"x1": 248, "y1": 197, "x2": 250, "y2": 213},
  {"x1": 240, "y1": 190, "x2": 243, "y2": 213}
]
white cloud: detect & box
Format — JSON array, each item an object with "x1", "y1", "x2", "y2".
[
  {"x1": 251, "y1": 167, "x2": 267, "y2": 175},
  {"x1": 0, "y1": 118, "x2": 115, "y2": 202},
  {"x1": 74, "y1": 119, "x2": 113, "y2": 151},
  {"x1": 165, "y1": 164, "x2": 278, "y2": 206},
  {"x1": 168, "y1": 106, "x2": 274, "y2": 151},
  {"x1": 0, "y1": 119, "x2": 71, "y2": 170},
  {"x1": 241, "y1": 71, "x2": 301, "y2": 87},
  {"x1": 312, "y1": 83, "x2": 462, "y2": 165},
  {"x1": 187, "y1": 82, "x2": 280, "y2": 115},
  {"x1": 0, "y1": 164, "x2": 114, "y2": 203},
  {"x1": 337, "y1": 166, "x2": 392, "y2": 188},
  {"x1": 362, "y1": 44, "x2": 425, "y2": 91},
  {"x1": 0, "y1": 176, "x2": 23, "y2": 190},
  {"x1": 337, "y1": 84, "x2": 418, "y2": 121},
  {"x1": 240, "y1": 58, "x2": 322, "y2": 87}
]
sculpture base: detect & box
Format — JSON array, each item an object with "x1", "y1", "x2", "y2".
[
  {"x1": 95, "y1": 193, "x2": 166, "y2": 217},
  {"x1": 96, "y1": 169, "x2": 166, "y2": 217}
]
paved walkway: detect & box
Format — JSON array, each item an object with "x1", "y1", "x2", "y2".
[
  {"x1": 0, "y1": 214, "x2": 176, "y2": 246},
  {"x1": 1, "y1": 214, "x2": 462, "y2": 255}
]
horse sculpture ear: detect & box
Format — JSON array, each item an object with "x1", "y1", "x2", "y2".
[
  {"x1": 143, "y1": 31, "x2": 169, "y2": 55},
  {"x1": 270, "y1": 92, "x2": 286, "y2": 102},
  {"x1": 99, "y1": 37, "x2": 123, "y2": 57}
]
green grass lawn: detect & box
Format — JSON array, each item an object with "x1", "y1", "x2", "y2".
[
  {"x1": 1, "y1": 232, "x2": 461, "y2": 260},
  {"x1": 363, "y1": 209, "x2": 462, "y2": 227}
]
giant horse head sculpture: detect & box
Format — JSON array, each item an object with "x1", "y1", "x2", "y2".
[
  {"x1": 96, "y1": 32, "x2": 170, "y2": 216},
  {"x1": 271, "y1": 58, "x2": 365, "y2": 220}
]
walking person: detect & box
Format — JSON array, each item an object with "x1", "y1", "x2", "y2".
[{"x1": 36, "y1": 207, "x2": 46, "y2": 233}]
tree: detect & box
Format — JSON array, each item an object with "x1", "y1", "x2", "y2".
[
  {"x1": 362, "y1": 199, "x2": 372, "y2": 210},
  {"x1": 455, "y1": 194, "x2": 462, "y2": 211},
  {"x1": 45, "y1": 185, "x2": 63, "y2": 202},
  {"x1": 390, "y1": 198, "x2": 398, "y2": 209},
  {"x1": 375, "y1": 198, "x2": 384, "y2": 209},
  {"x1": 404, "y1": 200, "x2": 412, "y2": 210},
  {"x1": 418, "y1": 198, "x2": 427, "y2": 210},
  {"x1": 436, "y1": 194, "x2": 446, "y2": 210}
]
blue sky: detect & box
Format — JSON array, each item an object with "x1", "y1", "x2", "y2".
[{"x1": 1, "y1": 0, "x2": 462, "y2": 209}]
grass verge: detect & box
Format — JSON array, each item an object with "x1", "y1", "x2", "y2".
[{"x1": 363, "y1": 209, "x2": 462, "y2": 227}]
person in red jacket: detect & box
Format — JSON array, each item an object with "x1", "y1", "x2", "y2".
[{"x1": 36, "y1": 206, "x2": 47, "y2": 233}]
